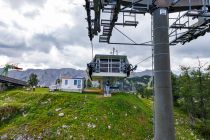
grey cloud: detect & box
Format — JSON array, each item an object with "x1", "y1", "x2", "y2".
[
  {"x1": 30, "y1": 6, "x2": 90, "y2": 50},
  {"x1": 4, "y1": 0, "x2": 47, "y2": 9},
  {"x1": 0, "y1": 21, "x2": 8, "y2": 28},
  {"x1": 0, "y1": 0, "x2": 209, "y2": 71},
  {"x1": 171, "y1": 34, "x2": 210, "y2": 58},
  {"x1": 23, "y1": 10, "x2": 40, "y2": 19},
  {"x1": 0, "y1": 31, "x2": 24, "y2": 47},
  {"x1": 0, "y1": 3, "x2": 90, "y2": 55},
  {"x1": 29, "y1": 33, "x2": 58, "y2": 53},
  {"x1": 0, "y1": 28, "x2": 28, "y2": 57},
  {"x1": 51, "y1": 25, "x2": 87, "y2": 47},
  {"x1": 12, "y1": 22, "x2": 27, "y2": 31},
  {"x1": 0, "y1": 43, "x2": 28, "y2": 57}
]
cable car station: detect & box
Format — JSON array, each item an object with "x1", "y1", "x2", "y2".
[{"x1": 87, "y1": 54, "x2": 136, "y2": 80}]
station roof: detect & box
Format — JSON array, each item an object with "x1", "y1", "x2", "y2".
[
  {"x1": 61, "y1": 76, "x2": 85, "y2": 79},
  {"x1": 94, "y1": 54, "x2": 127, "y2": 59}
]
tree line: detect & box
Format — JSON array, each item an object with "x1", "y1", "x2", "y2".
[
  {"x1": 172, "y1": 63, "x2": 210, "y2": 138},
  {"x1": 134, "y1": 61, "x2": 210, "y2": 138}
]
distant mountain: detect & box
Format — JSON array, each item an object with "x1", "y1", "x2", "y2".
[
  {"x1": 130, "y1": 70, "x2": 153, "y2": 77},
  {"x1": 128, "y1": 75, "x2": 152, "y2": 85},
  {"x1": 7, "y1": 68, "x2": 86, "y2": 87},
  {"x1": 0, "y1": 68, "x2": 152, "y2": 87}
]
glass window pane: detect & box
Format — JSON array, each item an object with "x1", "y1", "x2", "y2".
[
  {"x1": 112, "y1": 64, "x2": 120, "y2": 67},
  {"x1": 109, "y1": 67, "x2": 112, "y2": 72},
  {"x1": 112, "y1": 68, "x2": 120, "y2": 73},
  {"x1": 65, "y1": 80, "x2": 68, "y2": 85},
  {"x1": 74, "y1": 80, "x2": 77, "y2": 85},
  {"x1": 100, "y1": 64, "x2": 108, "y2": 67},
  {"x1": 100, "y1": 59, "x2": 108, "y2": 62},
  {"x1": 112, "y1": 59, "x2": 120, "y2": 62},
  {"x1": 100, "y1": 67, "x2": 108, "y2": 72},
  {"x1": 77, "y1": 80, "x2": 81, "y2": 88}
]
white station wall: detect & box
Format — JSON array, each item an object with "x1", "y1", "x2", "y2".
[{"x1": 61, "y1": 78, "x2": 84, "y2": 92}]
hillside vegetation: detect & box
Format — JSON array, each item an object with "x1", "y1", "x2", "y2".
[{"x1": 0, "y1": 88, "x2": 205, "y2": 139}]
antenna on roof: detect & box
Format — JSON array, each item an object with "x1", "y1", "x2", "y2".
[
  {"x1": 112, "y1": 47, "x2": 115, "y2": 55},
  {"x1": 110, "y1": 47, "x2": 118, "y2": 55},
  {"x1": 116, "y1": 50, "x2": 118, "y2": 55}
]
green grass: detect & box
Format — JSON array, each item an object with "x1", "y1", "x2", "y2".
[{"x1": 0, "y1": 88, "x2": 205, "y2": 139}]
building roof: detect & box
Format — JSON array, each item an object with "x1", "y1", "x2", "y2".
[
  {"x1": 61, "y1": 76, "x2": 85, "y2": 79},
  {"x1": 94, "y1": 54, "x2": 127, "y2": 59}
]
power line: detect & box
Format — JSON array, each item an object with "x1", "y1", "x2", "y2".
[
  {"x1": 113, "y1": 26, "x2": 153, "y2": 46},
  {"x1": 114, "y1": 26, "x2": 137, "y2": 44},
  {"x1": 135, "y1": 56, "x2": 152, "y2": 66}
]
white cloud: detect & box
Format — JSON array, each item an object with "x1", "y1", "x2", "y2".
[
  {"x1": 0, "y1": 0, "x2": 76, "y2": 40},
  {"x1": 0, "y1": 0, "x2": 209, "y2": 72},
  {"x1": 0, "y1": 55, "x2": 11, "y2": 66}
]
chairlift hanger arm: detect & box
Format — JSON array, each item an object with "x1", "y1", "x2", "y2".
[{"x1": 108, "y1": 42, "x2": 153, "y2": 46}]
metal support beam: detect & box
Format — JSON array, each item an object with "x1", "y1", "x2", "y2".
[{"x1": 153, "y1": 8, "x2": 175, "y2": 140}]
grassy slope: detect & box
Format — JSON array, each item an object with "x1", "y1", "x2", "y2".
[{"x1": 0, "y1": 88, "x2": 204, "y2": 140}]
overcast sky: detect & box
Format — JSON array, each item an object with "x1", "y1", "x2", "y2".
[{"x1": 0, "y1": 0, "x2": 209, "y2": 72}]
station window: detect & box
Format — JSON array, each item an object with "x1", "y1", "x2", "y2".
[
  {"x1": 99, "y1": 58, "x2": 120, "y2": 73},
  {"x1": 74, "y1": 80, "x2": 77, "y2": 85},
  {"x1": 100, "y1": 59, "x2": 109, "y2": 72},
  {"x1": 77, "y1": 80, "x2": 81, "y2": 88},
  {"x1": 65, "y1": 80, "x2": 68, "y2": 85}
]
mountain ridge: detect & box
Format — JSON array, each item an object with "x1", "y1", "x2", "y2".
[{"x1": 0, "y1": 68, "x2": 152, "y2": 87}]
